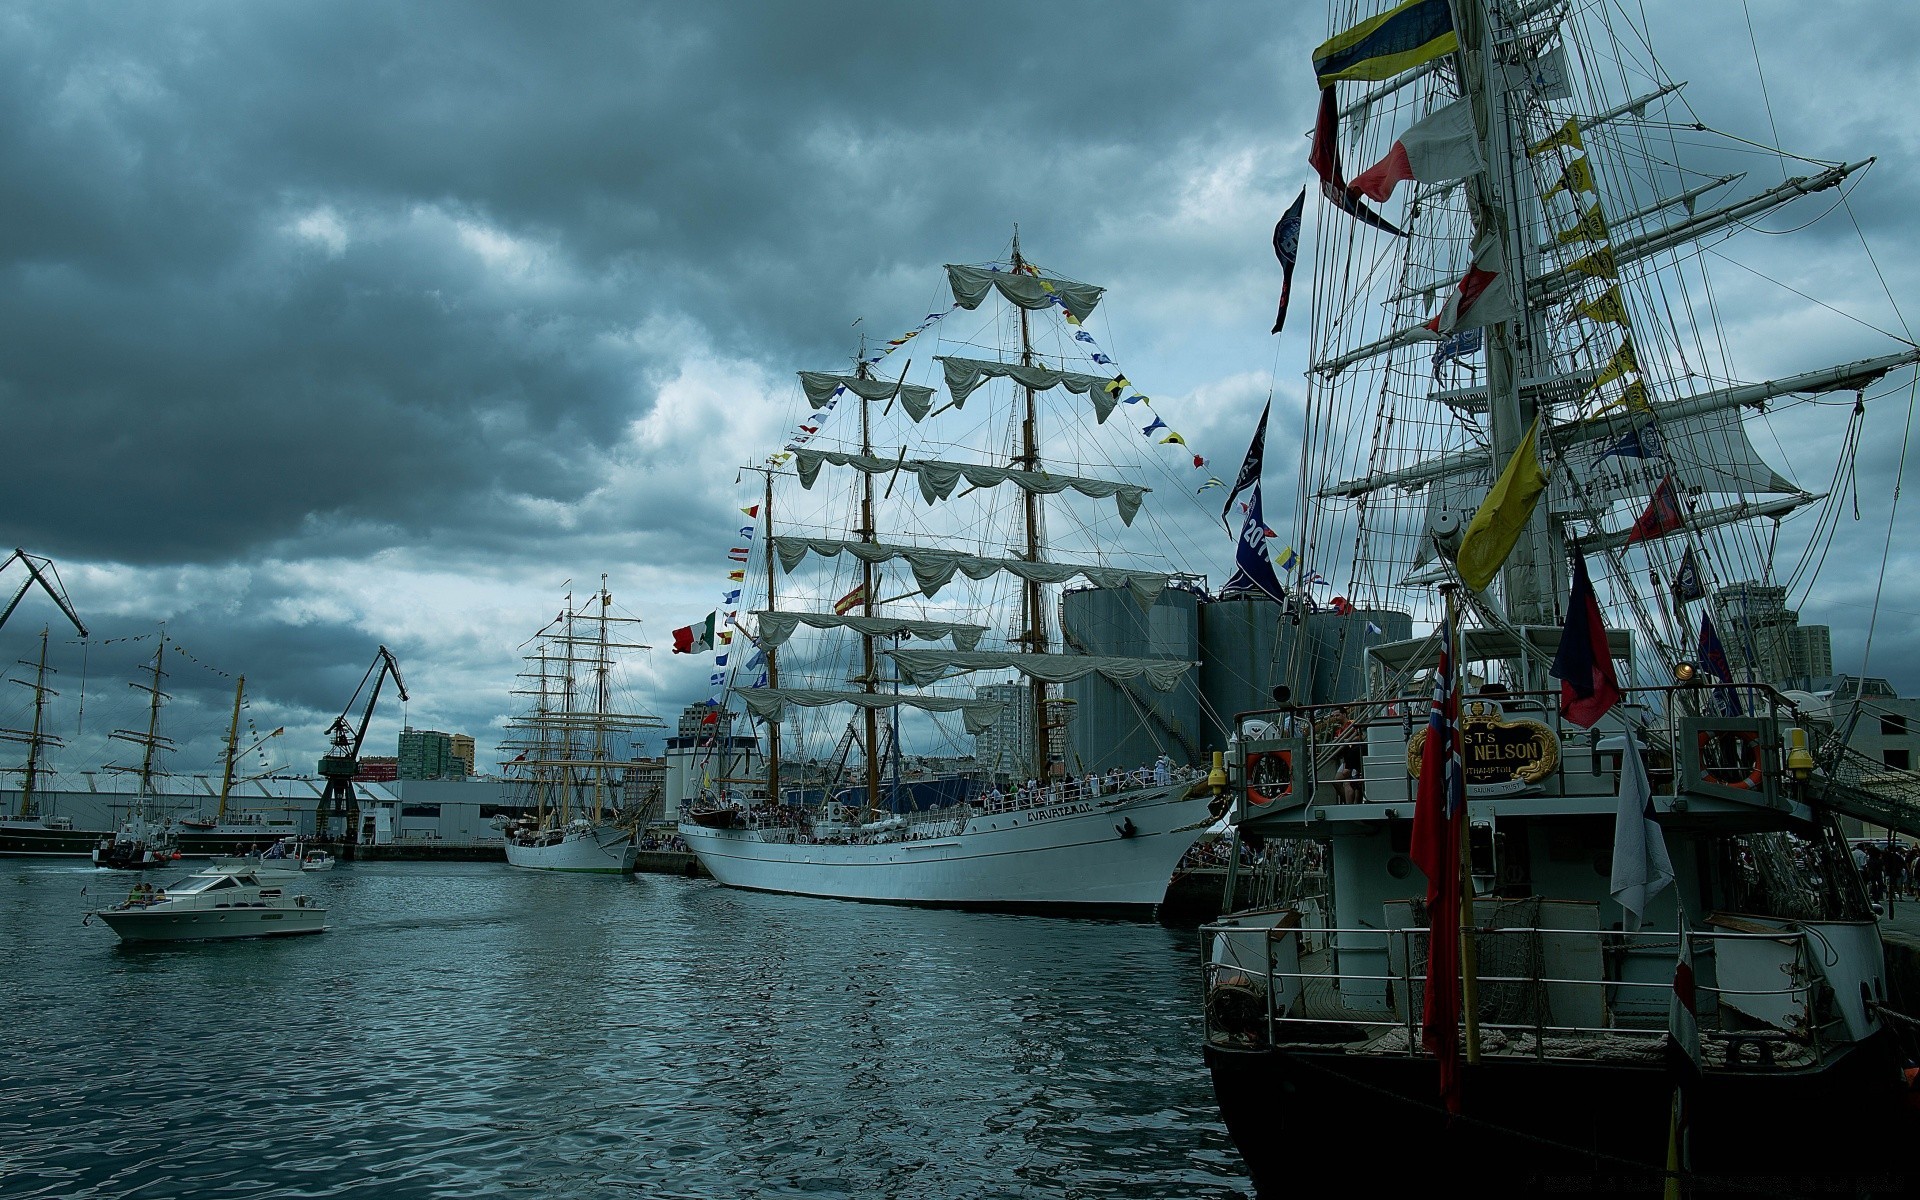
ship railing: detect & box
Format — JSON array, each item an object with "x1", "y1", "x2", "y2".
[
  {"x1": 1229, "y1": 682, "x2": 1830, "y2": 815},
  {"x1": 1203, "y1": 922, "x2": 1824, "y2": 1066}
]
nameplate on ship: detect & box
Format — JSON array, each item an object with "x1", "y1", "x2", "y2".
[{"x1": 1405, "y1": 702, "x2": 1559, "y2": 795}]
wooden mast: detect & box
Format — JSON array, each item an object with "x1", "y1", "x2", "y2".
[
  {"x1": 1012, "y1": 232, "x2": 1049, "y2": 782},
  {"x1": 216, "y1": 675, "x2": 244, "y2": 823},
  {"x1": 856, "y1": 342, "x2": 881, "y2": 816},
  {"x1": 760, "y1": 466, "x2": 781, "y2": 804},
  {"x1": 16, "y1": 628, "x2": 52, "y2": 818}
]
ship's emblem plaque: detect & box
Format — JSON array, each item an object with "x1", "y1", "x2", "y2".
[{"x1": 1406, "y1": 701, "x2": 1559, "y2": 794}]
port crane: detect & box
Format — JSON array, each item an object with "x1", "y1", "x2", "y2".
[
  {"x1": 0, "y1": 549, "x2": 87, "y2": 638},
  {"x1": 317, "y1": 645, "x2": 407, "y2": 858}
]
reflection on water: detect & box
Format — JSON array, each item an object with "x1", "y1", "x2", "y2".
[{"x1": 2, "y1": 862, "x2": 1249, "y2": 1198}]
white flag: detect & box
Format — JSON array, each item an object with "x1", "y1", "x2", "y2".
[{"x1": 1610, "y1": 737, "x2": 1674, "y2": 931}]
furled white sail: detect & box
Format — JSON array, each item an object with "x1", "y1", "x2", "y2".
[
  {"x1": 753, "y1": 611, "x2": 987, "y2": 652},
  {"x1": 945, "y1": 264, "x2": 1103, "y2": 323},
  {"x1": 936, "y1": 356, "x2": 1120, "y2": 422},
  {"x1": 884, "y1": 649, "x2": 1195, "y2": 691},
  {"x1": 771, "y1": 536, "x2": 1171, "y2": 607},
  {"x1": 790, "y1": 450, "x2": 1147, "y2": 525},
  {"x1": 797, "y1": 372, "x2": 937, "y2": 422},
  {"x1": 738, "y1": 686, "x2": 1002, "y2": 734}
]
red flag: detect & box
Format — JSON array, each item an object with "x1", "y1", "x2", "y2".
[
  {"x1": 1309, "y1": 87, "x2": 1407, "y2": 237},
  {"x1": 1626, "y1": 476, "x2": 1685, "y2": 544},
  {"x1": 1549, "y1": 551, "x2": 1621, "y2": 728},
  {"x1": 700, "y1": 710, "x2": 719, "y2": 726},
  {"x1": 1409, "y1": 606, "x2": 1464, "y2": 1112}
]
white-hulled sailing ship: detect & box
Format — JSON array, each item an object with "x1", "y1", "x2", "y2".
[
  {"x1": 1202, "y1": 0, "x2": 1920, "y2": 1192},
  {"x1": 678, "y1": 245, "x2": 1224, "y2": 913},
  {"x1": 502, "y1": 578, "x2": 664, "y2": 873}
]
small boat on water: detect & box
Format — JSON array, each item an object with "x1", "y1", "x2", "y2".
[
  {"x1": 88, "y1": 863, "x2": 328, "y2": 943},
  {"x1": 301, "y1": 850, "x2": 335, "y2": 872},
  {"x1": 210, "y1": 838, "x2": 318, "y2": 880}
]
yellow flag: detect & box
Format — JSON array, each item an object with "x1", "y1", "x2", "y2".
[
  {"x1": 1568, "y1": 247, "x2": 1618, "y2": 280},
  {"x1": 1574, "y1": 285, "x2": 1629, "y2": 326},
  {"x1": 1456, "y1": 415, "x2": 1549, "y2": 592},
  {"x1": 1159, "y1": 432, "x2": 1187, "y2": 446},
  {"x1": 1544, "y1": 156, "x2": 1597, "y2": 199},
  {"x1": 1528, "y1": 118, "x2": 1585, "y2": 157},
  {"x1": 1586, "y1": 338, "x2": 1639, "y2": 394},
  {"x1": 1555, "y1": 201, "x2": 1610, "y2": 246}
]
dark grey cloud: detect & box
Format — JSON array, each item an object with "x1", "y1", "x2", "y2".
[{"x1": 0, "y1": 1, "x2": 1913, "y2": 775}]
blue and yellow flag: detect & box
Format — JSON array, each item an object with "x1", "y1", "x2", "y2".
[{"x1": 1313, "y1": 0, "x2": 1458, "y2": 88}]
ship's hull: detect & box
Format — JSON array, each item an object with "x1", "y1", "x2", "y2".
[
  {"x1": 0, "y1": 818, "x2": 110, "y2": 857},
  {"x1": 1205, "y1": 1034, "x2": 1914, "y2": 1195},
  {"x1": 504, "y1": 823, "x2": 637, "y2": 873},
  {"x1": 172, "y1": 824, "x2": 303, "y2": 857},
  {"x1": 95, "y1": 906, "x2": 330, "y2": 942},
  {"x1": 679, "y1": 784, "x2": 1213, "y2": 913}
]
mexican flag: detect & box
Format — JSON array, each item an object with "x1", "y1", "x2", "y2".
[{"x1": 672, "y1": 612, "x2": 715, "y2": 655}]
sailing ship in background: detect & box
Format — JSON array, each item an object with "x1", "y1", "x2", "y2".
[
  {"x1": 501, "y1": 578, "x2": 664, "y2": 873},
  {"x1": 678, "y1": 246, "x2": 1224, "y2": 912},
  {"x1": 1202, "y1": 0, "x2": 1920, "y2": 1190},
  {"x1": 0, "y1": 552, "x2": 106, "y2": 855},
  {"x1": 92, "y1": 638, "x2": 182, "y2": 870},
  {"x1": 173, "y1": 674, "x2": 299, "y2": 856},
  {"x1": 0, "y1": 627, "x2": 109, "y2": 855}
]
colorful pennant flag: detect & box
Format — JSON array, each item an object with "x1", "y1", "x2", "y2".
[
  {"x1": 1671, "y1": 549, "x2": 1704, "y2": 606},
  {"x1": 1456, "y1": 413, "x2": 1548, "y2": 591},
  {"x1": 1544, "y1": 156, "x2": 1597, "y2": 200},
  {"x1": 1309, "y1": 86, "x2": 1407, "y2": 237},
  {"x1": 1222, "y1": 400, "x2": 1271, "y2": 531},
  {"x1": 1574, "y1": 285, "x2": 1629, "y2": 326},
  {"x1": 1551, "y1": 550, "x2": 1622, "y2": 728},
  {"x1": 1141, "y1": 416, "x2": 1168, "y2": 436},
  {"x1": 1222, "y1": 481, "x2": 1288, "y2": 603},
  {"x1": 1348, "y1": 99, "x2": 1482, "y2": 202},
  {"x1": 1625, "y1": 477, "x2": 1686, "y2": 545},
  {"x1": 1409, "y1": 596, "x2": 1465, "y2": 1113},
  {"x1": 1312, "y1": 0, "x2": 1458, "y2": 88},
  {"x1": 834, "y1": 583, "x2": 866, "y2": 615},
  {"x1": 672, "y1": 613, "x2": 716, "y2": 655},
  {"x1": 1159, "y1": 432, "x2": 1188, "y2": 446},
  {"x1": 1528, "y1": 116, "x2": 1585, "y2": 158},
  {"x1": 1271, "y1": 187, "x2": 1307, "y2": 335}
]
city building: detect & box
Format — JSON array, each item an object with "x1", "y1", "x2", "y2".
[
  {"x1": 398, "y1": 727, "x2": 468, "y2": 781},
  {"x1": 665, "y1": 703, "x2": 761, "y2": 811},
  {"x1": 973, "y1": 682, "x2": 1033, "y2": 784},
  {"x1": 356, "y1": 756, "x2": 399, "y2": 783},
  {"x1": 1716, "y1": 581, "x2": 1834, "y2": 684},
  {"x1": 447, "y1": 733, "x2": 476, "y2": 778}
]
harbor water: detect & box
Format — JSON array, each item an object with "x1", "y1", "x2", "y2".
[{"x1": 1, "y1": 861, "x2": 1250, "y2": 1198}]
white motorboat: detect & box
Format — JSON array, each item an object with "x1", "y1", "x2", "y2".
[
  {"x1": 301, "y1": 850, "x2": 336, "y2": 871},
  {"x1": 210, "y1": 838, "x2": 313, "y2": 880},
  {"x1": 89, "y1": 863, "x2": 328, "y2": 942}
]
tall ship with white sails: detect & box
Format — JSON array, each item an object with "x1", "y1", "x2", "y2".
[
  {"x1": 1200, "y1": 0, "x2": 1920, "y2": 1190},
  {"x1": 678, "y1": 245, "x2": 1223, "y2": 913},
  {"x1": 502, "y1": 578, "x2": 664, "y2": 873}
]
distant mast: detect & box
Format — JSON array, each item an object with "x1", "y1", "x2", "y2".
[{"x1": 5, "y1": 628, "x2": 60, "y2": 817}]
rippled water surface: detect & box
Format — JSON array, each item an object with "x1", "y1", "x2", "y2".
[{"x1": 2, "y1": 861, "x2": 1250, "y2": 1199}]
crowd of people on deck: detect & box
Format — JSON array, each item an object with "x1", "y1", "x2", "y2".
[{"x1": 974, "y1": 755, "x2": 1190, "y2": 814}]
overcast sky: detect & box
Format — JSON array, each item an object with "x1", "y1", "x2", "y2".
[{"x1": 1, "y1": 1, "x2": 1914, "y2": 784}]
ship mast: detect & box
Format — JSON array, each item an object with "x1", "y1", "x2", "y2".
[
  {"x1": 591, "y1": 574, "x2": 612, "y2": 824},
  {"x1": 4, "y1": 628, "x2": 60, "y2": 818},
  {"x1": 1011, "y1": 231, "x2": 1049, "y2": 781},
  {"x1": 216, "y1": 675, "x2": 244, "y2": 822},
  {"x1": 855, "y1": 339, "x2": 881, "y2": 815},
  {"x1": 1453, "y1": 0, "x2": 1562, "y2": 638},
  {"x1": 106, "y1": 632, "x2": 175, "y2": 819},
  {"x1": 757, "y1": 466, "x2": 782, "y2": 803}
]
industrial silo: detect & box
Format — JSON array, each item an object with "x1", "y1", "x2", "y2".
[
  {"x1": 1196, "y1": 593, "x2": 1315, "y2": 742},
  {"x1": 1304, "y1": 608, "x2": 1414, "y2": 703},
  {"x1": 1061, "y1": 584, "x2": 1204, "y2": 771}
]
